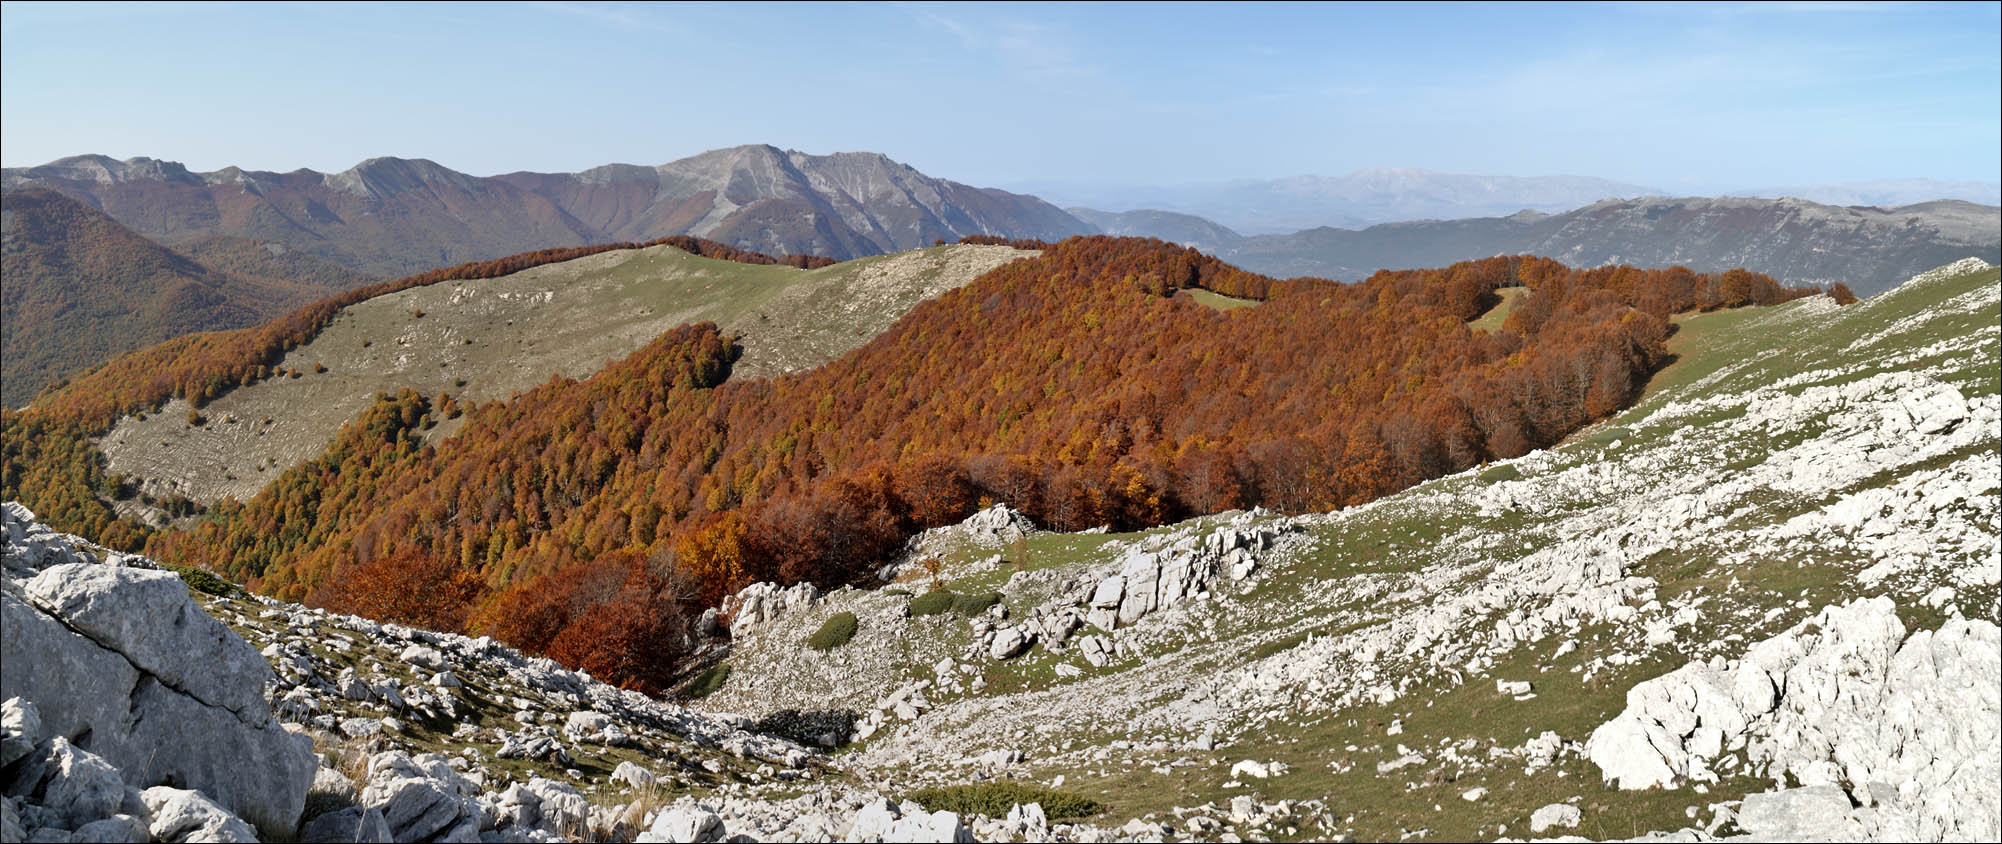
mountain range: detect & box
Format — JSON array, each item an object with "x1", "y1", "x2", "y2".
[
  {"x1": 1202, "y1": 196, "x2": 2001, "y2": 297},
  {"x1": 6, "y1": 147, "x2": 1998, "y2": 410},
  {"x1": 1018, "y1": 168, "x2": 1664, "y2": 232},
  {"x1": 1, "y1": 145, "x2": 1091, "y2": 277},
  {"x1": 1021, "y1": 171, "x2": 2002, "y2": 232},
  {"x1": 12, "y1": 150, "x2": 1991, "y2": 302}
]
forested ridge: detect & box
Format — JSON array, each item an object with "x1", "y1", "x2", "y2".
[
  {"x1": 18, "y1": 235, "x2": 835, "y2": 429},
  {"x1": 5, "y1": 235, "x2": 1825, "y2": 692},
  {"x1": 1, "y1": 188, "x2": 349, "y2": 408},
  {"x1": 2, "y1": 235, "x2": 832, "y2": 549}
]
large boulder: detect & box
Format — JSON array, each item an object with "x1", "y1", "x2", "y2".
[
  {"x1": 299, "y1": 806, "x2": 394, "y2": 843},
  {"x1": 0, "y1": 563, "x2": 316, "y2": 838},
  {"x1": 143, "y1": 786, "x2": 260, "y2": 843},
  {"x1": 1587, "y1": 598, "x2": 2001, "y2": 841},
  {"x1": 357, "y1": 751, "x2": 484, "y2": 842}
]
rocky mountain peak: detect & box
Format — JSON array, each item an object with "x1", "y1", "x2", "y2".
[
  {"x1": 323, "y1": 156, "x2": 481, "y2": 199},
  {"x1": 3, "y1": 155, "x2": 200, "y2": 189}
]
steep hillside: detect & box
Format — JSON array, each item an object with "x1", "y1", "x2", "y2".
[
  {"x1": 1225, "y1": 196, "x2": 2000, "y2": 296},
  {"x1": 178, "y1": 234, "x2": 375, "y2": 295},
  {"x1": 4, "y1": 260, "x2": 1983, "y2": 844},
  {"x1": 2, "y1": 147, "x2": 1092, "y2": 276},
  {"x1": 688, "y1": 258, "x2": 1999, "y2": 841},
  {"x1": 95, "y1": 243, "x2": 1031, "y2": 505},
  {"x1": 103, "y1": 240, "x2": 1822, "y2": 697},
  {"x1": 0, "y1": 189, "x2": 352, "y2": 409}
]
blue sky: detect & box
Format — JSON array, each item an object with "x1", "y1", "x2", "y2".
[{"x1": 2, "y1": 1, "x2": 1996, "y2": 192}]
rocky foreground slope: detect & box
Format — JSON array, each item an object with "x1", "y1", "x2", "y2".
[
  {"x1": 690, "y1": 257, "x2": 2000, "y2": 840},
  {"x1": 2, "y1": 259, "x2": 1997, "y2": 843}
]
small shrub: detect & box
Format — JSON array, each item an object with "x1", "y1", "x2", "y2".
[
  {"x1": 906, "y1": 783, "x2": 1104, "y2": 820},
  {"x1": 752, "y1": 708, "x2": 857, "y2": 747},
  {"x1": 312, "y1": 362, "x2": 328, "y2": 373},
  {"x1": 952, "y1": 592, "x2": 1002, "y2": 617},
  {"x1": 917, "y1": 555, "x2": 945, "y2": 589},
  {"x1": 186, "y1": 409, "x2": 205, "y2": 426},
  {"x1": 806, "y1": 611, "x2": 858, "y2": 650},
  {"x1": 909, "y1": 589, "x2": 957, "y2": 617},
  {"x1": 412, "y1": 309, "x2": 425, "y2": 318},
  {"x1": 163, "y1": 562, "x2": 239, "y2": 597},
  {"x1": 686, "y1": 663, "x2": 730, "y2": 699}
]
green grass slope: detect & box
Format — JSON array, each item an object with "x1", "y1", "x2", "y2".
[{"x1": 95, "y1": 243, "x2": 1031, "y2": 506}]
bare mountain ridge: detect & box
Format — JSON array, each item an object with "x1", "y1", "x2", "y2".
[{"x1": 2, "y1": 146, "x2": 1092, "y2": 277}]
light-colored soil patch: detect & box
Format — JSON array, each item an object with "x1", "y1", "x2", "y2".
[{"x1": 99, "y1": 244, "x2": 1031, "y2": 504}]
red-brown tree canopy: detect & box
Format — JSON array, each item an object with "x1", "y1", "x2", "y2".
[{"x1": 129, "y1": 237, "x2": 1816, "y2": 692}]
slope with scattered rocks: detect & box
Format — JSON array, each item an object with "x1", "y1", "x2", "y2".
[
  {"x1": 3, "y1": 256, "x2": 1995, "y2": 843},
  {"x1": 95, "y1": 242, "x2": 1030, "y2": 509},
  {"x1": 689, "y1": 257, "x2": 1998, "y2": 841}
]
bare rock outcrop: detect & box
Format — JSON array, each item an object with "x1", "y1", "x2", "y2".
[
  {"x1": 1, "y1": 505, "x2": 315, "y2": 839},
  {"x1": 1587, "y1": 596, "x2": 2000, "y2": 841}
]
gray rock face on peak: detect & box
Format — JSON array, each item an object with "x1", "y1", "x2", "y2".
[{"x1": 1, "y1": 528, "x2": 315, "y2": 838}]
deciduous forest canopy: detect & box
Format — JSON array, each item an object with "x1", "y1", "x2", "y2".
[{"x1": 2, "y1": 235, "x2": 1822, "y2": 692}]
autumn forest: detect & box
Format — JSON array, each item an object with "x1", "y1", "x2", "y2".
[{"x1": 1, "y1": 235, "x2": 1827, "y2": 693}]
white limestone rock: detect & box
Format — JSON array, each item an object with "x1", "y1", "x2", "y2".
[
  {"x1": 1529, "y1": 802, "x2": 1581, "y2": 833},
  {"x1": 1, "y1": 565, "x2": 315, "y2": 839},
  {"x1": 1, "y1": 697, "x2": 43, "y2": 769},
  {"x1": 70, "y1": 814, "x2": 149, "y2": 843},
  {"x1": 988, "y1": 626, "x2": 1031, "y2": 660},
  {"x1": 299, "y1": 806, "x2": 394, "y2": 843},
  {"x1": 642, "y1": 807, "x2": 723, "y2": 843},
  {"x1": 35, "y1": 738, "x2": 138, "y2": 829},
  {"x1": 1587, "y1": 597, "x2": 2001, "y2": 841},
  {"x1": 1735, "y1": 786, "x2": 1861, "y2": 841},
  {"x1": 142, "y1": 786, "x2": 259, "y2": 843}
]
